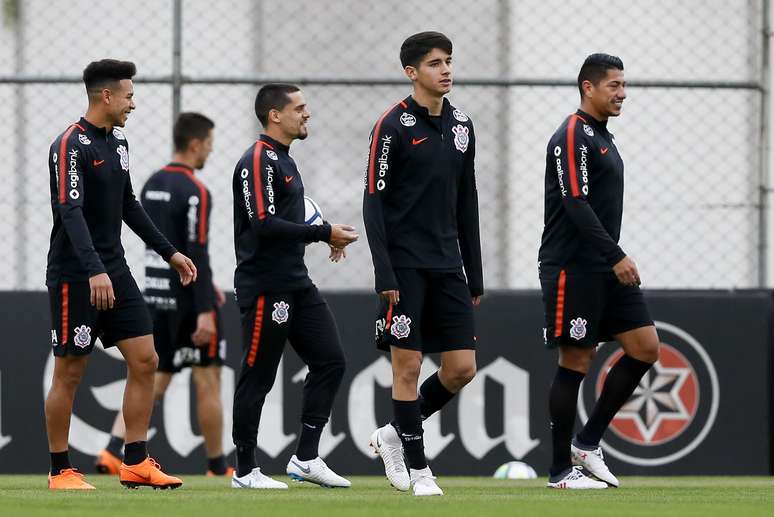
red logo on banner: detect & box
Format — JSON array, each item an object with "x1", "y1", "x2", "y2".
[{"x1": 597, "y1": 345, "x2": 699, "y2": 446}]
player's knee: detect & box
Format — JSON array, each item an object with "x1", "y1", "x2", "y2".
[
  {"x1": 445, "y1": 363, "x2": 476, "y2": 390},
  {"x1": 393, "y1": 358, "x2": 422, "y2": 387},
  {"x1": 130, "y1": 350, "x2": 158, "y2": 376},
  {"x1": 638, "y1": 341, "x2": 660, "y2": 364}
]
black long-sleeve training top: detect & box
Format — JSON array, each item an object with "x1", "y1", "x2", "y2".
[
  {"x1": 362, "y1": 95, "x2": 483, "y2": 296},
  {"x1": 141, "y1": 163, "x2": 215, "y2": 313},
  {"x1": 538, "y1": 109, "x2": 627, "y2": 273},
  {"x1": 232, "y1": 134, "x2": 332, "y2": 308},
  {"x1": 46, "y1": 117, "x2": 176, "y2": 287}
]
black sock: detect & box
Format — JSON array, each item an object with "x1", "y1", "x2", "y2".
[
  {"x1": 50, "y1": 450, "x2": 71, "y2": 475},
  {"x1": 548, "y1": 366, "x2": 585, "y2": 478},
  {"x1": 236, "y1": 445, "x2": 256, "y2": 477},
  {"x1": 392, "y1": 399, "x2": 426, "y2": 470},
  {"x1": 123, "y1": 441, "x2": 147, "y2": 466},
  {"x1": 295, "y1": 421, "x2": 324, "y2": 461},
  {"x1": 207, "y1": 454, "x2": 228, "y2": 475},
  {"x1": 577, "y1": 354, "x2": 653, "y2": 447},
  {"x1": 419, "y1": 372, "x2": 456, "y2": 420},
  {"x1": 106, "y1": 435, "x2": 124, "y2": 459}
]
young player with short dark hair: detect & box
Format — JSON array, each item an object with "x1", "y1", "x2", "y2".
[
  {"x1": 45, "y1": 59, "x2": 197, "y2": 490},
  {"x1": 539, "y1": 53, "x2": 660, "y2": 489},
  {"x1": 363, "y1": 31, "x2": 483, "y2": 497}
]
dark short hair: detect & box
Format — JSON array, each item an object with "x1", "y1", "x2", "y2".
[
  {"x1": 254, "y1": 84, "x2": 300, "y2": 127},
  {"x1": 82, "y1": 59, "x2": 136, "y2": 95},
  {"x1": 173, "y1": 112, "x2": 214, "y2": 152},
  {"x1": 577, "y1": 53, "x2": 624, "y2": 97},
  {"x1": 400, "y1": 31, "x2": 452, "y2": 68}
]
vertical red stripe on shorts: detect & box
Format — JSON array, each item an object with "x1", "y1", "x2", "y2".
[
  {"x1": 61, "y1": 282, "x2": 70, "y2": 344},
  {"x1": 246, "y1": 296, "x2": 265, "y2": 367},
  {"x1": 554, "y1": 270, "x2": 566, "y2": 338},
  {"x1": 385, "y1": 303, "x2": 393, "y2": 329},
  {"x1": 208, "y1": 313, "x2": 218, "y2": 358}
]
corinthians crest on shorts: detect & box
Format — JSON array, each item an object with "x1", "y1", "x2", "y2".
[
  {"x1": 73, "y1": 325, "x2": 92, "y2": 348},
  {"x1": 452, "y1": 124, "x2": 469, "y2": 153},
  {"x1": 389, "y1": 314, "x2": 412, "y2": 339},
  {"x1": 272, "y1": 301, "x2": 290, "y2": 324}
]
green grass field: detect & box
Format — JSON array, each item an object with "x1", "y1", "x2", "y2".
[{"x1": 1, "y1": 476, "x2": 772, "y2": 517}]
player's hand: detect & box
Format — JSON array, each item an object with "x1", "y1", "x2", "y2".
[
  {"x1": 472, "y1": 295, "x2": 482, "y2": 307},
  {"x1": 329, "y1": 224, "x2": 359, "y2": 248},
  {"x1": 329, "y1": 245, "x2": 347, "y2": 263},
  {"x1": 613, "y1": 256, "x2": 641, "y2": 286},
  {"x1": 380, "y1": 290, "x2": 400, "y2": 306},
  {"x1": 214, "y1": 284, "x2": 226, "y2": 308},
  {"x1": 89, "y1": 273, "x2": 115, "y2": 310},
  {"x1": 191, "y1": 310, "x2": 216, "y2": 346},
  {"x1": 169, "y1": 252, "x2": 197, "y2": 286}
]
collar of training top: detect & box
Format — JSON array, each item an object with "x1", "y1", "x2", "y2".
[
  {"x1": 576, "y1": 109, "x2": 609, "y2": 132},
  {"x1": 258, "y1": 133, "x2": 290, "y2": 152},
  {"x1": 164, "y1": 162, "x2": 194, "y2": 174},
  {"x1": 78, "y1": 117, "x2": 113, "y2": 137},
  {"x1": 404, "y1": 95, "x2": 451, "y2": 120}
]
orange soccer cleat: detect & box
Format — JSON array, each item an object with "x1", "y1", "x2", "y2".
[
  {"x1": 48, "y1": 468, "x2": 96, "y2": 490},
  {"x1": 95, "y1": 449, "x2": 122, "y2": 475},
  {"x1": 119, "y1": 457, "x2": 183, "y2": 490},
  {"x1": 206, "y1": 466, "x2": 235, "y2": 477}
]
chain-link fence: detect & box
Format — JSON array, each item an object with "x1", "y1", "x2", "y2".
[{"x1": 0, "y1": 0, "x2": 767, "y2": 291}]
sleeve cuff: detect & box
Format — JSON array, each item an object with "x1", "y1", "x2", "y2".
[
  {"x1": 161, "y1": 247, "x2": 178, "y2": 262},
  {"x1": 605, "y1": 246, "x2": 626, "y2": 266}
]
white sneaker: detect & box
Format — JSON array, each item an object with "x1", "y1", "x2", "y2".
[
  {"x1": 410, "y1": 466, "x2": 443, "y2": 496},
  {"x1": 369, "y1": 424, "x2": 410, "y2": 491},
  {"x1": 286, "y1": 455, "x2": 351, "y2": 488},
  {"x1": 231, "y1": 467, "x2": 288, "y2": 489},
  {"x1": 546, "y1": 466, "x2": 608, "y2": 489},
  {"x1": 571, "y1": 440, "x2": 620, "y2": 487}
]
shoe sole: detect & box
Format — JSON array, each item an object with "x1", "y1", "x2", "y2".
[
  {"x1": 288, "y1": 472, "x2": 348, "y2": 488},
  {"x1": 369, "y1": 438, "x2": 409, "y2": 492},
  {"x1": 120, "y1": 480, "x2": 182, "y2": 490}
]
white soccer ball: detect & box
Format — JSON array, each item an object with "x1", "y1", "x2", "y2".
[
  {"x1": 304, "y1": 196, "x2": 323, "y2": 225},
  {"x1": 493, "y1": 461, "x2": 538, "y2": 480}
]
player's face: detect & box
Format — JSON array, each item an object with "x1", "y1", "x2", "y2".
[
  {"x1": 193, "y1": 130, "x2": 214, "y2": 169},
  {"x1": 108, "y1": 79, "x2": 135, "y2": 127},
  {"x1": 273, "y1": 91, "x2": 310, "y2": 141},
  {"x1": 406, "y1": 48, "x2": 453, "y2": 96},
  {"x1": 589, "y1": 69, "x2": 626, "y2": 117}
]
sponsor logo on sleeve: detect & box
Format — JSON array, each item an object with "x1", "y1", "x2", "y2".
[
  {"x1": 241, "y1": 168, "x2": 254, "y2": 218},
  {"x1": 68, "y1": 149, "x2": 80, "y2": 200},
  {"x1": 187, "y1": 195, "x2": 199, "y2": 241},
  {"x1": 265, "y1": 164, "x2": 276, "y2": 215},
  {"x1": 376, "y1": 135, "x2": 392, "y2": 191},
  {"x1": 399, "y1": 112, "x2": 416, "y2": 127},
  {"x1": 578, "y1": 145, "x2": 589, "y2": 196},
  {"x1": 452, "y1": 124, "x2": 469, "y2": 153},
  {"x1": 554, "y1": 145, "x2": 567, "y2": 197},
  {"x1": 453, "y1": 109, "x2": 469, "y2": 122}
]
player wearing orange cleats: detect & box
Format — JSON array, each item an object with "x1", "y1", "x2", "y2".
[
  {"x1": 48, "y1": 468, "x2": 96, "y2": 490},
  {"x1": 119, "y1": 458, "x2": 183, "y2": 490},
  {"x1": 95, "y1": 449, "x2": 122, "y2": 475}
]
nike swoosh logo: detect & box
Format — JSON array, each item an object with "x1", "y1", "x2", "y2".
[
  {"x1": 93, "y1": 159, "x2": 105, "y2": 167},
  {"x1": 284, "y1": 176, "x2": 294, "y2": 183},
  {"x1": 291, "y1": 460, "x2": 311, "y2": 474},
  {"x1": 600, "y1": 147, "x2": 609, "y2": 155},
  {"x1": 412, "y1": 137, "x2": 428, "y2": 146},
  {"x1": 232, "y1": 477, "x2": 251, "y2": 488}
]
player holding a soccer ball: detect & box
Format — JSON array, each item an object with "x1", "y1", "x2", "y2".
[{"x1": 230, "y1": 84, "x2": 358, "y2": 489}]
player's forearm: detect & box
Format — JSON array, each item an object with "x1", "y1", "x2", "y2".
[
  {"x1": 251, "y1": 217, "x2": 331, "y2": 243},
  {"x1": 124, "y1": 204, "x2": 177, "y2": 261},
  {"x1": 562, "y1": 198, "x2": 625, "y2": 265},
  {"x1": 59, "y1": 206, "x2": 106, "y2": 276}
]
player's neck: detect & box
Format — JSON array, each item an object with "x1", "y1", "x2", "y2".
[
  {"x1": 411, "y1": 89, "x2": 444, "y2": 116},
  {"x1": 84, "y1": 108, "x2": 114, "y2": 132},
  {"x1": 263, "y1": 127, "x2": 292, "y2": 147},
  {"x1": 171, "y1": 152, "x2": 197, "y2": 172},
  {"x1": 579, "y1": 102, "x2": 608, "y2": 123}
]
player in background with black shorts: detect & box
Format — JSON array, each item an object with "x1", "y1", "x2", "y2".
[
  {"x1": 539, "y1": 54, "x2": 660, "y2": 489},
  {"x1": 45, "y1": 59, "x2": 197, "y2": 490},
  {"x1": 363, "y1": 32, "x2": 483, "y2": 497},
  {"x1": 231, "y1": 84, "x2": 358, "y2": 489},
  {"x1": 95, "y1": 113, "x2": 233, "y2": 477}
]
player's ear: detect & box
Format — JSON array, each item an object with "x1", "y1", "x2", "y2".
[
  {"x1": 583, "y1": 80, "x2": 593, "y2": 98},
  {"x1": 268, "y1": 108, "x2": 281, "y2": 125},
  {"x1": 404, "y1": 66, "x2": 417, "y2": 82}
]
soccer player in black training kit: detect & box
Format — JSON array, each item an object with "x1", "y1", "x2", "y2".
[
  {"x1": 364, "y1": 32, "x2": 483, "y2": 497},
  {"x1": 539, "y1": 54, "x2": 660, "y2": 489},
  {"x1": 96, "y1": 113, "x2": 233, "y2": 477},
  {"x1": 45, "y1": 59, "x2": 196, "y2": 490},
  {"x1": 231, "y1": 84, "x2": 358, "y2": 489}
]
